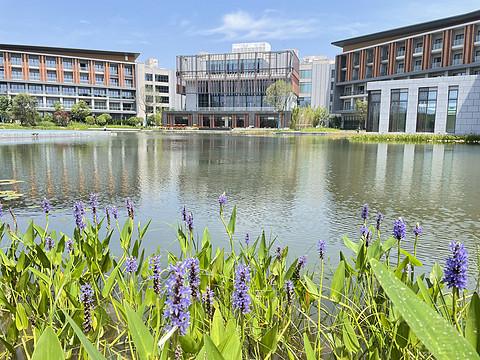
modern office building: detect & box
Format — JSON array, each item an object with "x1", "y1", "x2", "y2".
[
  {"x1": 332, "y1": 10, "x2": 480, "y2": 133},
  {"x1": 298, "y1": 56, "x2": 335, "y2": 112},
  {"x1": 136, "y1": 58, "x2": 180, "y2": 121},
  {"x1": 163, "y1": 43, "x2": 299, "y2": 128},
  {"x1": 0, "y1": 44, "x2": 139, "y2": 120}
]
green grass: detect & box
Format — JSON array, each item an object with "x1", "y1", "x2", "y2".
[
  {"x1": 349, "y1": 132, "x2": 480, "y2": 144},
  {"x1": 279, "y1": 127, "x2": 342, "y2": 133},
  {"x1": 0, "y1": 122, "x2": 140, "y2": 131}
]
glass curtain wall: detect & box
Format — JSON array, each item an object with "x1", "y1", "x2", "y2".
[
  {"x1": 366, "y1": 90, "x2": 381, "y2": 132},
  {"x1": 446, "y1": 86, "x2": 458, "y2": 133},
  {"x1": 416, "y1": 87, "x2": 437, "y2": 132},
  {"x1": 389, "y1": 89, "x2": 408, "y2": 132}
]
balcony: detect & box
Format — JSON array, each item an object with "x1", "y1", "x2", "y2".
[
  {"x1": 396, "y1": 69, "x2": 405, "y2": 74},
  {"x1": 432, "y1": 42, "x2": 443, "y2": 50},
  {"x1": 413, "y1": 65, "x2": 422, "y2": 71},
  {"x1": 414, "y1": 47, "x2": 423, "y2": 54},
  {"x1": 476, "y1": 34, "x2": 480, "y2": 43},
  {"x1": 432, "y1": 62, "x2": 442, "y2": 69},
  {"x1": 475, "y1": 56, "x2": 480, "y2": 63},
  {"x1": 453, "y1": 38, "x2": 464, "y2": 47},
  {"x1": 452, "y1": 58, "x2": 463, "y2": 65},
  {"x1": 396, "y1": 50, "x2": 405, "y2": 57}
]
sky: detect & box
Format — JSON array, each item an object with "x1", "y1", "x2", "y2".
[{"x1": 0, "y1": 0, "x2": 479, "y2": 68}]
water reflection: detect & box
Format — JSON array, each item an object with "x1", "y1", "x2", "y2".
[{"x1": 0, "y1": 133, "x2": 479, "y2": 278}]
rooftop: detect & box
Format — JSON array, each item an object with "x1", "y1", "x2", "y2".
[{"x1": 332, "y1": 9, "x2": 480, "y2": 48}]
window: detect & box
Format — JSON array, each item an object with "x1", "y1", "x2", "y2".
[
  {"x1": 12, "y1": 68, "x2": 23, "y2": 79},
  {"x1": 95, "y1": 74, "x2": 104, "y2": 85},
  {"x1": 155, "y1": 74, "x2": 168, "y2": 82},
  {"x1": 397, "y1": 47, "x2": 405, "y2": 57},
  {"x1": 110, "y1": 77, "x2": 119, "y2": 86},
  {"x1": 36, "y1": 97, "x2": 43, "y2": 107},
  {"x1": 29, "y1": 69, "x2": 40, "y2": 80},
  {"x1": 432, "y1": 57, "x2": 442, "y2": 68},
  {"x1": 446, "y1": 86, "x2": 458, "y2": 133},
  {"x1": 380, "y1": 64, "x2": 388, "y2": 76},
  {"x1": 63, "y1": 99, "x2": 75, "y2": 109},
  {"x1": 28, "y1": 85, "x2": 42, "y2": 94},
  {"x1": 0, "y1": 54, "x2": 3, "y2": 65},
  {"x1": 10, "y1": 83, "x2": 26, "y2": 93},
  {"x1": 343, "y1": 100, "x2": 352, "y2": 110},
  {"x1": 155, "y1": 85, "x2": 169, "y2": 93},
  {"x1": 110, "y1": 102, "x2": 120, "y2": 110},
  {"x1": 29, "y1": 55, "x2": 40, "y2": 67},
  {"x1": 64, "y1": 72, "x2": 73, "y2": 83},
  {"x1": 63, "y1": 59, "x2": 73, "y2": 69},
  {"x1": 416, "y1": 87, "x2": 437, "y2": 132},
  {"x1": 45, "y1": 85, "x2": 60, "y2": 94},
  {"x1": 414, "y1": 60, "x2": 422, "y2": 71},
  {"x1": 47, "y1": 70, "x2": 57, "y2": 82},
  {"x1": 94, "y1": 101, "x2": 107, "y2": 110},
  {"x1": 300, "y1": 70, "x2": 312, "y2": 78},
  {"x1": 476, "y1": 51, "x2": 480, "y2": 62},
  {"x1": 109, "y1": 64, "x2": 118, "y2": 75},
  {"x1": 453, "y1": 53, "x2": 463, "y2": 65},
  {"x1": 454, "y1": 34, "x2": 464, "y2": 46},
  {"x1": 80, "y1": 73, "x2": 89, "y2": 83},
  {"x1": 123, "y1": 103, "x2": 135, "y2": 111},
  {"x1": 298, "y1": 97, "x2": 311, "y2": 107},
  {"x1": 46, "y1": 57, "x2": 56, "y2": 68},
  {"x1": 62, "y1": 86, "x2": 75, "y2": 95},
  {"x1": 108, "y1": 89, "x2": 120, "y2": 98},
  {"x1": 93, "y1": 88, "x2": 106, "y2": 97},
  {"x1": 124, "y1": 66, "x2": 133, "y2": 76},
  {"x1": 367, "y1": 91, "x2": 381, "y2": 132},
  {"x1": 46, "y1": 98, "x2": 57, "y2": 107},
  {"x1": 122, "y1": 90, "x2": 134, "y2": 99},
  {"x1": 79, "y1": 61, "x2": 89, "y2": 71},
  {"x1": 145, "y1": 84, "x2": 153, "y2": 92},
  {"x1": 389, "y1": 89, "x2": 408, "y2": 132},
  {"x1": 125, "y1": 79, "x2": 133, "y2": 87},
  {"x1": 397, "y1": 62, "x2": 404, "y2": 73},
  {"x1": 145, "y1": 73, "x2": 153, "y2": 81},
  {"x1": 0, "y1": 83, "x2": 7, "y2": 94},
  {"x1": 159, "y1": 96, "x2": 169, "y2": 104},
  {"x1": 145, "y1": 95, "x2": 154, "y2": 103},
  {"x1": 300, "y1": 83, "x2": 312, "y2": 93},
  {"x1": 78, "y1": 87, "x2": 91, "y2": 96},
  {"x1": 95, "y1": 62, "x2": 104, "y2": 72},
  {"x1": 0, "y1": 69, "x2": 4, "y2": 79},
  {"x1": 10, "y1": 54, "x2": 22, "y2": 65}
]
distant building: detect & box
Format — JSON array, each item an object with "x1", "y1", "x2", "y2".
[
  {"x1": 136, "y1": 58, "x2": 180, "y2": 121},
  {"x1": 0, "y1": 44, "x2": 138, "y2": 120},
  {"x1": 299, "y1": 56, "x2": 335, "y2": 112},
  {"x1": 332, "y1": 9, "x2": 480, "y2": 134},
  {"x1": 163, "y1": 43, "x2": 299, "y2": 128}
]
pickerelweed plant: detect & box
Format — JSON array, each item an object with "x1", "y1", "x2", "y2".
[{"x1": 0, "y1": 198, "x2": 479, "y2": 360}]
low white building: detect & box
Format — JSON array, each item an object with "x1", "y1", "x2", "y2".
[
  {"x1": 136, "y1": 58, "x2": 180, "y2": 121},
  {"x1": 299, "y1": 56, "x2": 335, "y2": 111},
  {"x1": 366, "y1": 75, "x2": 480, "y2": 134}
]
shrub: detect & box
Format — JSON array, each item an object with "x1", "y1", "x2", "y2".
[
  {"x1": 71, "y1": 101, "x2": 91, "y2": 122},
  {"x1": 85, "y1": 115, "x2": 96, "y2": 125},
  {"x1": 96, "y1": 114, "x2": 112, "y2": 126},
  {"x1": 53, "y1": 110, "x2": 70, "y2": 127},
  {"x1": 11, "y1": 94, "x2": 38, "y2": 126},
  {"x1": 125, "y1": 116, "x2": 142, "y2": 126}
]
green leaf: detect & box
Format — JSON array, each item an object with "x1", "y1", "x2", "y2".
[
  {"x1": 204, "y1": 335, "x2": 226, "y2": 360},
  {"x1": 303, "y1": 333, "x2": 316, "y2": 360},
  {"x1": 260, "y1": 324, "x2": 278, "y2": 356},
  {"x1": 303, "y1": 275, "x2": 320, "y2": 298},
  {"x1": 342, "y1": 235, "x2": 359, "y2": 254},
  {"x1": 64, "y1": 312, "x2": 107, "y2": 360},
  {"x1": 330, "y1": 260, "x2": 345, "y2": 302},
  {"x1": 342, "y1": 315, "x2": 360, "y2": 353},
  {"x1": 466, "y1": 292, "x2": 480, "y2": 354},
  {"x1": 31, "y1": 326, "x2": 64, "y2": 360},
  {"x1": 211, "y1": 309, "x2": 224, "y2": 345},
  {"x1": 400, "y1": 249, "x2": 423, "y2": 267},
  {"x1": 102, "y1": 266, "x2": 119, "y2": 298},
  {"x1": 227, "y1": 205, "x2": 237, "y2": 236},
  {"x1": 124, "y1": 302, "x2": 155, "y2": 360},
  {"x1": 370, "y1": 259, "x2": 480, "y2": 360},
  {"x1": 158, "y1": 326, "x2": 176, "y2": 352},
  {"x1": 15, "y1": 303, "x2": 28, "y2": 331}
]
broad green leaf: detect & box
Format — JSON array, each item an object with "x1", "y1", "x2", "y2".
[
  {"x1": 303, "y1": 333, "x2": 316, "y2": 360},
  {"x1": 31, "y1": 326, "x2": 64, "y2": 360},
  {"x1": 400, "y1": 249, "x2": 423, "y2": 267},
  {"x1": 260, "y1": 324, "x2": 278, "y2": 356},
  {"x1": 466, "y1": 292, "x2": 480, "y2": 353},
  {"x1": 342, "y1": 235, "x2": 359, "y2": 254},
  {"x1": 218, "y1": 328, "x2": 242, "y2": 360},
  {"x1": 416, "y1": 277, "x2": 435, "y2": 309},
  {"x1": 303, "y1": 275, "x2": 320, "y2": 298},
  {"x1": 330, "y1": 260, "x2": 345, "y2": 302},
  {"x1": 381, "y1": 237, "x2": 397, "y2": 252},
  {"x1": 158, "y1": 326, "x2": 176, "y2": 351},
  {"x1": 211, "y1": 309, "x2": 224, "y2": 345},
  {"x1": 124, "y1": 303, "x2": 155, "y2": 360},
  {"x1": 342, "y1": 315, "x2": 360, "y2": 353},
  {"x1": 371, "y1": 259, "x2": 480, "y2": 360},
  {"x1": 204, "y1": 335, "x2": 226, "y2": 360},
  {"x1": 227, "y1": 205, "x2": 237, "y2": 235},
  {"x1": 64, "y1": 312, "x2": 107, "y2": 360},
  {"x1": 15, "y1": 303, "x2": 28, "y2": 331},
  {"x1": 102, "y1": 266, "x2": 119, "y2": 298}
]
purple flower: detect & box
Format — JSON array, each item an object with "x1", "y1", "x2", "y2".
[
  {"x1": 181, "y1": 206, "x2": 187, "y2": 222},
  {"x1": 126, "y1": 198, "x2": 134, "y2": 219},
  {"x1": 186, "y1": 212, "x2": 193, "y2": 232},
  {"x1": 185, "y1": 257, "x2": 200, "y2": 299},
  {"x1": 232, "y1": 264, "x2": 251, "y2": 314},
  {"x1": 45, "y1": 236, "x2": 55, "y2": 251},
  {"x1": 125, "y1": 256, "x2": 138, "y2": 274},
  {"x1": 293, "y1": 256, "x2": 307, "y2": 281},
  {"x1": 317, "y1": 240, "x2": 326, "y2": 260},
  {"x1": 66, "y1": 239, "x2": 74, "y2": 253},
  {"x1": 105, "y1": 205, "x2": 118, "y2": 226},
  {"x1": 89, "y1": 193, "x2": 99, "y2": 218},
  {"x1": 365, "y1": 230, "x2": 372, "y2": 247},
  {"x1": 73, "y1": 201, "x2": 86, "y2": 230},
  {"x1": 392, "y1": 218, "x2": 406, "y2": 241},
  {"x1": 443, "y1": 241, "x2": 468, "y2": 290},
  {"x1": 275, "y1": 246, "x2": 283, "y2": 259},
  {"x1": 218, "y1": 192, "x2": 228, "y2": 207},
  {"x1": 361, "y1": 203, "x2": 369, "y2": 220},
  {"x1": 245, "y1": 233, "x2": 250, "y2": 246},
  {"x1": 150, "y1": 255, "x2": 162, "y2": 295},
  {"x1": 0, "y1": 202, "x2": 3, "y2": 218},
  {"x1": 41, "y1": 198, "x2": 52, "y2": 215},
  {"x1": 413, "y1": 223, "x2": 423, "y2": 237},
  {"x1": 285, "y1": 280, "x2": 294, "y2": 306},
  {"x1": 164, "y1": 261, "x2": 192, "y2": 335},
  {"x1": 360, "y1": 225, "x2": 368, "y2": 237},
  {"x1": 80, "y1": 284, "x2": 94, "y2": 333},
  {"x1": 376, "y1": 212, "x2": 384, "y2": 231},
  {"x1": 202, "y1": 287, "x2": 214, "y2": 319}
]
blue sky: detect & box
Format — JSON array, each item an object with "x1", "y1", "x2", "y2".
[{"x1": 1, "y1": 0, "x2": 479, "y2": 68}]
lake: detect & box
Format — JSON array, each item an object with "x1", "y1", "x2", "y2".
[{"x1": 0, "y1": 130, "x2": 479, "y2": 277}]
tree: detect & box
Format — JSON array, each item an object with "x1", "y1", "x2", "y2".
[
  {"x1": 355, "y1": 99, "x2": 368, "y2": 129},
  {"x1": 0, "y1": 96, "x2": 11, "y2": 123},
  {"x1": 71, "y1": 100, "x2": 91, "y2": 122},
  {"x1": 96, "y1": 114, "x2": 112, "y2": 126},
  {"x1": 53, "y1": 102, "x2": 70, "y2": 126},
  {"x1": 265, "y1": 80, "x2": 295, "y2": 128},
  {"x1": 125, "y1": 116, "x2": 142, "y2": 126},
  {"x1": 85, "y1": 115, "x2": 96, "y2": 125},
  {"x1": 11, "y1": 94, "x2": 38, "y2": 126},
  {"x1": 313, "y1": 107, "x2": 330, "y2": 127}
]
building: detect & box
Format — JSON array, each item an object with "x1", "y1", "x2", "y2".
[
  {"x1": 332, "y1": 10, "x2": 480, "y2": 133},
  {"x1": 163, "y1": 43, "x2": 299, "y2": 128},
  {"x1": 0, "y1": 44, "x2": 139, "y2": 120},
  {"x1": 298, "y1": 56, "x2": 335, "y2": 112},
  {"x1": 136, "y1": 58, "x2": 180, "y2": 121}
]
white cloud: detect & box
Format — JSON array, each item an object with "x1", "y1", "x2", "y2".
[{"x1": 201, "y1": 10, "x2": 319, "y2": 41}]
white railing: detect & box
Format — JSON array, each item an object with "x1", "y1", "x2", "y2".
[
  {"x1": 453, "y1": 39, "x2": 464, "y2": 46},
  {"x1": 432, "y1": 43, "x2": 442, "y2": 50}
]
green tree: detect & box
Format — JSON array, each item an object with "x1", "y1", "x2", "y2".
[
  {"x1": 71, "y1": 100, "x2": 91, "y2": 122},
  {"x1": 125, "y1": 116, "x2": 142, "y2": 126},
  {"x1": 265, "y1": 80, "x2": 295, "y2": 128},
  {"x1": 0, "y1": 95, "x2": 11, "y2": 123},
  {"x1": 355, "y1": 99, "x2": 368, "y2": 129},
  {"x1": 11, "y1": 94, "x2": 38, "y2": 126},
  {"x1": 96, "y1": 114, "x2": 112, "y2": 126},
  {"x1": 85, "y1": 115, "x2": 96, "y2": 125},
  {"x1": 313, "y1": 107, "x2": 330, "y2": 127}
]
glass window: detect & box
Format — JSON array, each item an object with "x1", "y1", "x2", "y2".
[
  {"x1": 10, "y1": 83, "x2": 26, "y2": 93},
  {"x1": 0, "y1": 54, "x2": 3, "y2": 65},
  {"x1": 63, "y1": 59, "x2": 73, "y2": 69},
  {"x1": 110, "y1": 102, "x2": 120, "y2": 110},
  {"x1": 416, "y1": 87, "x2": 437, "y2": 133},
  {"x1": 93, "y1": 88, "x2": 106, "y2": 97},
  {"x1": 46, "y1": 98, "x2": 57, "y2": 107},
  {"x1": 64, "y1": 72, "x2": 73, "y2": 83},
  {"x1": 300, "y1": 70, "x2": 312, "y2": 78},
  {"x1": 47, "y1": 70, "x2": 57, "y2": 82},
  {"x1": 155, "y1": 85, "x2": 169, "y2": 93},
  {"x1": 300, "y1": 83, "x2": 312, "y2": 93},
  {"x1": 389, "y1": 89, "x2": 408, "y2": 132},
  {"x1": 29, "y1": 69, "x2": 40, "y2": 80},
  {"x1": 28, "y1": 84, "x2": 42, "y2": 94},
  {"x1": 367, "y1": 91, "x2": 381, "y2": 132},
  {"x1": 145, "y1": 73, "x2": 153, "y2": 81},
  {"x1": 155, "y1": 74, "x2": 168, "y2": 82},
  {"x1": 109, "y1": 77, "x2": 119, "y2": 86},
  {"x1": 125, "y1": 79, "x2": 133, "y2": 87},
  {"x1": 46, "y1": 57, "x2": 56, "y2": 68},
  {"x1": 10, "y1": 54, "x2": 22, "y2": 65},
  {"x1": 124, "y1": 66, "x2": 133, "y2": 76},
  {"x1": 95, "y1": 74, "x2": 104, "y2": 85},
  {"x1": 0, "y1": 68, "x2": 4, "y2": 79},
  {"x1": 0, "y1": 83, "x2": 7, "y2": 94},
  {"x1": 94, "y1": 101, "x2": 107, "y2": 110},
  {"x1": 95, "y1": 62, "x2": 104, "y2": 72},
  {"x1": 45, "y1": 85, "x2": 60, "y2": 94},
  {"x1": 78, "y1": 87, "x2": 91, "y2": 96},
  {"x1": 446, "y1": 86, "x2": 458, "y2": 133},
  {"x1": 298, "y1": 97, "x2": 311, "y2": 107},
  {"x1": 63, "y1": 99, "x2": 75, "y2": 109},
  {"x1": 62, "y1": 86, "x2": 75, "y2": 95},
  {"x1": 108, "y1": 89, "x2": 120, "y2": 98},
  {"x1": 80, "y1": 73, "x2": 89, "y2": 83},
  {"x1": 12, "y1": 68, "x2": 23, "y2": 79},
  {"x1": 79, "y1": 61, "x2": 89, "y2": 71},
  {"x1": 29, "y1": 55, "x2": 40, "y2": 67},
  {"x1": 109, "y1": 64, "x2": 118, "y2": 74}
]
